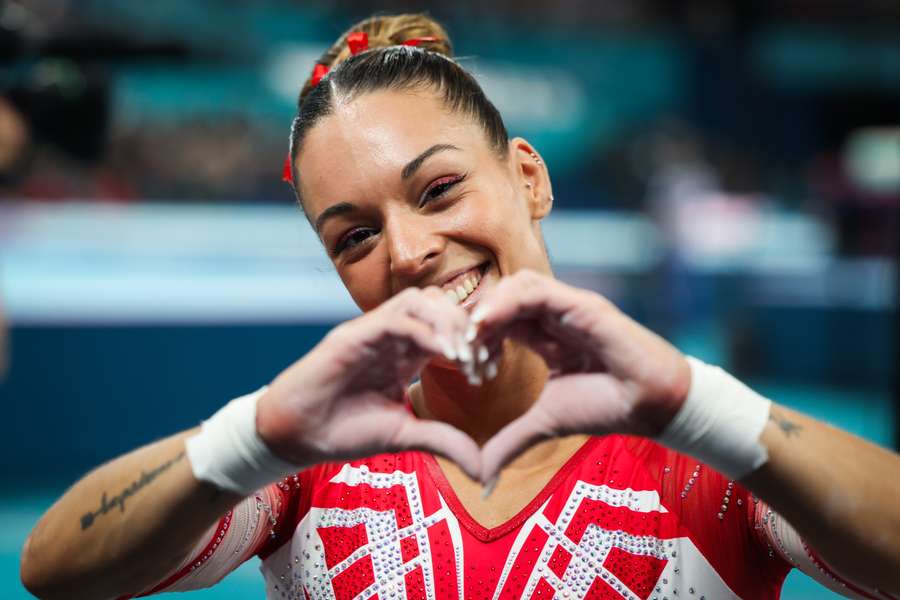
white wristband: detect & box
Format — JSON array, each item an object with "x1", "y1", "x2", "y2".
[
  {"x1": 656, "y1": 357, "x2": 771, "y2": 479},
  {"x1": 185, "y1": 388, "x2": 299, "y2": 496}
]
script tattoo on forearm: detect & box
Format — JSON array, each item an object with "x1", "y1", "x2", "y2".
[
  {"x1": 770, "y1": 412, "x2": 802, "y2": 439},
  {"x1": 80, "y1": 451, "x2": 186, "y2": 531}
]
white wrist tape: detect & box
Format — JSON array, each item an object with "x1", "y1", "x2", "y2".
[
  {"x1": 656, "y1": 357, "x2": 771, "y2": 479},
  {"x1": 185, "y1": 388, "x2": 299, "y2": 496}
]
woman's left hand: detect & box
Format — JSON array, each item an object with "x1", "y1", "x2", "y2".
[{"x1": 472, "y1": 269, "x2": 692, "y2": 485}]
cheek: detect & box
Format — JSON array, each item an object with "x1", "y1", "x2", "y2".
[
  {"x1": 459, "y1": 187, "x2": 545, "y2": 271},
  {"x1": 336, "y1": 255, "x2": 391, "y2": 312}
]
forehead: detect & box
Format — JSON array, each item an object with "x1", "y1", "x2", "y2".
[{"x1": 297, "y1": 89, "x2": 486, "y2": 214}]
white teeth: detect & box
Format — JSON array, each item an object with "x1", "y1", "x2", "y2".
[{"x1": 442, "y1": 267, "x2": 484, "y2": 304}]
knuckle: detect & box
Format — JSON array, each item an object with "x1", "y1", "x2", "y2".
[
  {"x1": 517, "y1": 268, "x2": 539, "y2": 281},
  {"x1": 395, "y1": 287, "x2": 418, "y2": 303},
  {"x1": 326, "y1": 321, "x2": 353, "y2": 344},
  {"x1": 385, "y1": 317, "x2": 411, "y2": 337},
  {"x1": 422, "y1": 285, "x2": 443, "y2": 298},
  {"x1": 510, "y1": 268, "x2": 542, "y2": 292},
  {"x1": 385, "y1": 288, "x2": 421, "y2": 315},
  {"x1": 422, "y1": 288, "x2": 449, "y2": 310},
  {"x1": 588, "y1": 291, "x2": 615, "y2": 313}
]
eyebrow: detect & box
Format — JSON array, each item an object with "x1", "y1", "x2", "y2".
[
  {"x1": 401, "y1": 143, "x2": 460, "y2": 180},
  {"x1": 314, "y1": 143, "x2": 461, "y2": 234},
  {"x1": 314, "y1": 201, "x2": 356, "y2": 234}
]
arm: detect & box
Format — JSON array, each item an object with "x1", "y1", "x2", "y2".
[
  {"x1": 20, "y1": 428, "x2": 245, "y2": 600},
  {"x1": 473, "y1": 269, "x2": 900, "y2": 595},
  {"x1": 21, "y1": 286, "x2": 482, "y2": 599},
  {"x1": 745, "y1": 403, "x2": 900, "y2": 594}
]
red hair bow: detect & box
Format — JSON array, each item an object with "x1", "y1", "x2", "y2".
[
  {"x1": 310, "y1": 63, "x2": 329, "y2": 88},
  {"x1": 282, "y1": 155, "x2": 293, "y2": 184},
  {"x1": 347, "y1": 31, "x2": 369, "y2": 55}
]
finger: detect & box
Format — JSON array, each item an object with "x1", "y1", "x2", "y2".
[
  {"x1": 375, "y1": 314, "x2": 445, "y2": 360},
  {"x1": 473, "y1": 271, "x2": 578, "y2": 341},
  {"x1": 390, "y1": 417, "x2": 482, "y2": 481},
  {"x1": 479, "y1": 406, "x2": 557, "y2": 486},
  {"x1": 402, "y1": 287, "x2": 471, "y2": 360},
  {"x1": 473, "y1": 280, "x2": 606, "y2": 375},
  {"x1": 427, "y1": 287, "x2": 473, "y2": 359}
]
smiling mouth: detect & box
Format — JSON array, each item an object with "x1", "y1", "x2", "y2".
[{"x1": 441, "y1": 262, "x2": 488, "y2": 305}]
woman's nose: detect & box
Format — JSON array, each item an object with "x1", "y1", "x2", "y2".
[{"x1": 384, "y1": 215, "x2": 443, "y2": 280}]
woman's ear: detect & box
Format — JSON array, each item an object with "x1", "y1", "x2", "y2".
[{"x1": 509, "y1": 137, "x2": 553, "y2": 220}]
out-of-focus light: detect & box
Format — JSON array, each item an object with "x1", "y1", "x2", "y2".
[
  {"x1": 266, "y1": 44, "x2": 327, "y2": 102},
  {"x1": 843, "y1": 127, "x2": 900, "y2": 196},
  {"x1": 472, "y1": 63, "x2": 585, "y2": 132}
]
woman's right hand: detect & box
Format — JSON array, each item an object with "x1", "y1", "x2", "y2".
[{"x1": 255, "y1": 286, "x2": 482, "y2": 480}]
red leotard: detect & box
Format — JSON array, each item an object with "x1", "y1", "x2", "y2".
[{"x1": 149, "y1": 434, "x2": 800, "y2": 599}]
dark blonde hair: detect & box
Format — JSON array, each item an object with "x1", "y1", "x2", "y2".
[{"x1": 287, "y1": 14, "x2": 509, "y2": 195}]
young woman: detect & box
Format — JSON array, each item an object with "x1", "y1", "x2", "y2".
[{"x1": 21, "y1": 14, "x2": 900, "y2": 600}]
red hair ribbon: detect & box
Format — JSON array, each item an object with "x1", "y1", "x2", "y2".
[
  {"x1": 282, "y1": 154, "x2": 293, "y2": 184},
  {"x1": 402, "y1": 36, "x2": 439, "y2": 47},
  {"x1": 347, "y1": 31, "x2": 369, "y2": 55},
  {"x1": 310, "y1": 63, "x2": 329, "y2": 87}
]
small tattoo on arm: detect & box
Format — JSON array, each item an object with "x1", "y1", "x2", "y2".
[
  {"x1": 80, "y1": 451, "x2": 186, "y2": 531},
  {"x1": 770, "y1": 413, "x2": 802, "y2": 438}
]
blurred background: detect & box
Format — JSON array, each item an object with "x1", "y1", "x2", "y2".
[{"x1": 1, "y1": 0, "x2": 897, "y2": 598}]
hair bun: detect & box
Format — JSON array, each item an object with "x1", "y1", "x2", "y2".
[{"x1": 321, "y1": 14, "x2": 452, "y2": 72}]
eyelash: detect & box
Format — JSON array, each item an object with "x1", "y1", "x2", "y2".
[
  {"x1": 332, "y1": 227, "x2": 374, "y2": 256},
  {"x1": 333, "y1": 173, "x2": 468, "y2": 256},
  {"x1": 419, "y1": 173, "x2": 467, "y2": 207}
]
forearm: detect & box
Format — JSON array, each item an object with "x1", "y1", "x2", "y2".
[
  {"x1": 742, "y1": 403, "x2": 900, "y2": 592},
  {"x1": 21, "y1": 428, "x2": 244, "y2": 600}
]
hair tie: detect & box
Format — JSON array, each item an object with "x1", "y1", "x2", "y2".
[
  {"x1": 402, "y1": 36, "x2": 439, "y2": 47},
  {"x1": 309, "y1": 63, "x2": 329, "y2": 88},
  {"x1": 282, "y1": 154, "x2": 293, "y2": 185},
  {"x1": 347, "y1": 31, "x2": 369, "y2": 55}
]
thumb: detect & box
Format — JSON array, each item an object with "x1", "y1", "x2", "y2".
[
  {"x1": 480, "y1": 408, "x2": 556, "y2": 487},
  {"x1": 391, "y1": 417, "x2": 482, "y2": 482}
]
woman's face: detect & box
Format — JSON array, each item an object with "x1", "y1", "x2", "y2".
[{"x1": 297, "y1": 88, "x2": 552, "y2": 313}]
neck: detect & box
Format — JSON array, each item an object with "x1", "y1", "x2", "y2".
[{"x1": 413, "y1": 340, "x2": 549, "y2": 446}]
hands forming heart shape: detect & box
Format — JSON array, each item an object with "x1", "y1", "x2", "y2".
[{"x1": 256, "y1": 269, "x2": 692, "y2": 488}]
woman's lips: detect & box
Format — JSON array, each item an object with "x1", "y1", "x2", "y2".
[{"x1": 458, "y1": 263, "x2": 490, "y2": 311}]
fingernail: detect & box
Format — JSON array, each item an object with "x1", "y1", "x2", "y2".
[
  {"x1": 471, "y1": 305, "x2": 490, "y2": 324},
  {"x1": 436, "y1": 336, "x2": 456, "y2": 361},
  {"x1": 445, "y1": 289, "x2": 459, "y2": 304},
  {"x1": 477, "y1": 345, "x2": 489, "y2": 363},
  {"x1": 485, "y1": 359, "x2": 498, "y2": 380},
  {"x1": 465, "y1": 322, "x2": 477, "y2": 343},
  {"x1": 481, "y1": 475, "x2": 499, "y2": 499}
]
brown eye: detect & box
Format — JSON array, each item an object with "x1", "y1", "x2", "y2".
[
  {"x1": 419, "y1": 173, "x2": 467, "y2": 208},
  {"x1": 333, "y1": 227, "x2": 377, "y2": 256}
]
